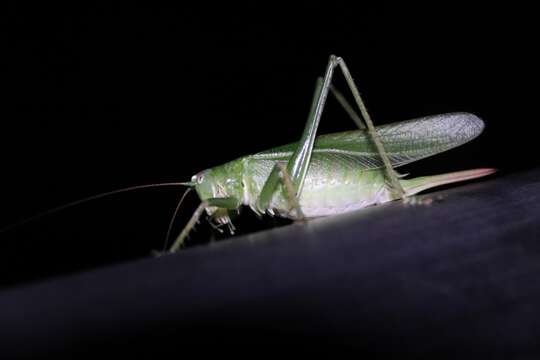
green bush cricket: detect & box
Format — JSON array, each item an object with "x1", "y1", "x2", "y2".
[
  {"x1": 167, "y1": 55, "x2": 495, "y2": 252},
  {"x1": 1, "y1": 55, "x2": 495, "y2": 253}
]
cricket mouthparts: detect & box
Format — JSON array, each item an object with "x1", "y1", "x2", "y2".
[{"x1": 402, "y1": 168, "x2": 497, "y2": 196}]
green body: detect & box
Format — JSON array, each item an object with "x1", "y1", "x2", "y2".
[
  {"x1": 192, "y1": 112, "x2": 492, "y2": 220},
  {"x1": 169, "y1": 55, "x2": 495, "y2": 252}
]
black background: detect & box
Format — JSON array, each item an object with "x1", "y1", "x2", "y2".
[{"x1": 0, "y1": 3, "x2": 536, "y2": 287}]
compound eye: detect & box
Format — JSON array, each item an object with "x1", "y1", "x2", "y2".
[{"x1": 196, "y1": 172, "x2": 205, "y2": 184}]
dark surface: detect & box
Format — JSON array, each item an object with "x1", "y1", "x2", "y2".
[{"x1": 1, "y1": 167, "x2": 539, "y2": 358}]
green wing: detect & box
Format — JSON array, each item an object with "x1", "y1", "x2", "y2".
[{"x1": 252, "y1": 112, "x2": 484, "y2": 169}]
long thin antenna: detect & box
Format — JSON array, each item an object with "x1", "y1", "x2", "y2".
[
  {"x1": 163, "y1": 187, "x2": 193, "y2": 251},
  {"x1": 0, "y1": 182, "x2": 194, "y2": 235}
]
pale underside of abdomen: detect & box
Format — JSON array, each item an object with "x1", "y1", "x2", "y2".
[
  {"x1": 281, "y1": 168, "x2": 392, "y2": 218},
  {"x1": 244, "y1": 157, "x2": 394, "y2": 219}
]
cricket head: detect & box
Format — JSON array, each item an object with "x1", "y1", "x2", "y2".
[{"x1": 190, "y1": 159, "x2": 245, "y2": 217}]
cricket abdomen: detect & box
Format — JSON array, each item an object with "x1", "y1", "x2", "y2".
[
  {"x1": 244, "y1": 155, "x2": 395, "y2": 219},
  {"x1": 296, "y1": 169, "x2": 390, "y2": 218}
]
